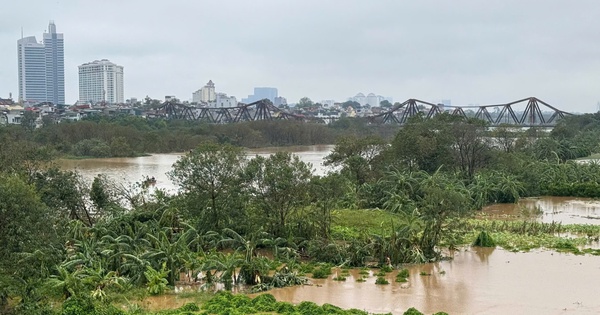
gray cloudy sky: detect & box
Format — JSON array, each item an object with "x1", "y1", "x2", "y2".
[{"x1": 2, "y1": 0, "x2": 599, "y2": 112}]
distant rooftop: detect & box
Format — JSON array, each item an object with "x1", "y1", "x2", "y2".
[{"x1": 79, "y1": 59, "x2": 120, "y2": 67}]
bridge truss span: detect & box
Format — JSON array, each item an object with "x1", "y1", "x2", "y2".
[
  {"x1": 150, "y1": 99, "x2": 322, "y2": 124},
  {"x1": 368, "y1": 97, "x2": 571, "y2": 127}
]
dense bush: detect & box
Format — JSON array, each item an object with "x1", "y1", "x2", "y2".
[{"x1": 473, "y1": 230, "x2": 496, "y2": 247}]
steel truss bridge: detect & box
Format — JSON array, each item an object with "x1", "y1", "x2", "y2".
[
  {"x1": 149, "y1": 99, "x2": 315, "y2": 123},
  {"x1": 368, "y1": 97, "x2": 571, "y2": 127},
  {"x1": 149, "y1": 97, "x2": 572, "y2": 127}
]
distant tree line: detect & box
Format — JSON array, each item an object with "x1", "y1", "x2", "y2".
[{"x1": 3, "y1": 115, "x2": 398, "y2": 158}]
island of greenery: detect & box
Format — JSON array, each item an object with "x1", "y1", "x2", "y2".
[{"x1": 2, "y1": 113, "x2": 600, "y2": 314}]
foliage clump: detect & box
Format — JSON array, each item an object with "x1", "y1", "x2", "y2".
[
  {"x1": 375, "y1": 277, "x2": 389, "y2": 285},
  {"x1": 396, "y1": 268, "x2": 410, "y2": 282},
  {"x1": 195, "y1": 291, "x2": 409, "y2": 315},
  {"x1": 403, "y1": 307, "x2": 424, "y2": 315},
  {"x1": 311, "y1": 265, "x2": 332, "y2": 279},
  {"x1": 473, "y1": 230, "x2": 496, "y2": 247}
]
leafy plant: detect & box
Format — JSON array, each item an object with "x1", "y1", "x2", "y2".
[
  {"x1": 473, "y1": 230, "x2": 496, "y2": 247},
  {"x1": 375, "y1": 277, "x2": 389, "y2": 285},
  {"x1": 144, "y1": 264, "x2": 168, "y2": 295}
]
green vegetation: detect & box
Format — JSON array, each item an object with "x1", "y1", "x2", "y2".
[
  {"x1": 396, "y1": 269, "x2": 410, "y2": 283},
  {"x1": 311, "y1": 266, "x2": 332, "y2": 279},
  {"x1": 10, "y1": 115, "x2": 398, "y2": 158},
  {"x1": 375, "y1": 277, "x2": 389, "y2": 285},
  {"x1": 473, "y1": 231, "x2": 496, "y2": 247},
  {"x1": 3, "y1": 111, "x2": 600, "y2": 313}
]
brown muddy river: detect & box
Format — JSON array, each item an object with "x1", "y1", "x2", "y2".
[
  {"x1": 481, "y1": 196, "x2": 600, "y2": 225},
  {"x1": 59, "y1": 147, "x2": 600, "y2": 314},
  {"x1": 264, "y1": 248, "x2": 600, "y2": 315},
  {"x1": 57, "y1": 145, "x2": 334, "y2": 193}
]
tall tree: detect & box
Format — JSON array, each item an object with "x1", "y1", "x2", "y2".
[
  {"x1": 242, "y1": 152, "x2": 312, "y2": 237},
  {"x1": 296, "y1": 97, "x2": 314, "y2": 109},
  {"x1": 325, "y1": 135, "x2": 386, "y2": 185},
  {"x1": 168, "y1": 142, "x2": 245, "y2": 232}
]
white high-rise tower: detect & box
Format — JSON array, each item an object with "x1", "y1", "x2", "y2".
[{"x1": 78, "y1": 59, "x2": 124, "y2": 104}]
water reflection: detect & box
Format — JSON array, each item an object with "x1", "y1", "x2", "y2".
[{"x1": 473, "y1": 247, "x2": 495, "y2": 264}]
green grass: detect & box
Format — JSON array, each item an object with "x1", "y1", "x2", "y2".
[{"x1": 331, "y1": 209, "x2": 403, "y2": 239}]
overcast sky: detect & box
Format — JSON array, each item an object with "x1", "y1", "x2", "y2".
[{"x1": 1, "y1": 0, "x2": 599, "y2": 112}]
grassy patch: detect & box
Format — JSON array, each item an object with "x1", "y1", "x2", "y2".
[
  {"x1": 331, "y1": 209, "x2": 403, "y2": 239},
  {"x1": 311, "y1": 265, "x2": 332, "y2": 279}
]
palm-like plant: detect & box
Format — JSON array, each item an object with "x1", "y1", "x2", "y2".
[
  {"x1": 46, "y1": 266, "x2": 85, "y2": 299},
  {"x1": 144, "y1": 263, "x2": 169, "y2": 295},
  {"x1": 63, "y1": 238, "x2": 101, "y2": 270},
  {"x1": 203, "y1": 252, "x2": 244, "y2": 289},
  {"x1": 219, "y1": 228, "x2": 266, "y2": 263},
  {"x1": 80, "y1": 264, "x2": 127, "y2": 301},
  {"x1": 146, "y1": 225, "x2": 197, "y2": 285},
  {"x1": 120, "y1": 253, "x2": 151, "y2": 286},
  {"x1": 100, "y1": 234, "x2": 133, "y2": 272}
]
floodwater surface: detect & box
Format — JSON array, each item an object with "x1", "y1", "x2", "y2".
[
  {"x1": 266, "y1": 248, "x2": 600, "y2": 315},
  {"x1": 481, "y1": 196, "x2": 600, "y2": 225},
  {"x1": 57, "y1": 145, "x2": 334, "y2": 193},
  {"x1": 58, "y1": 146, "x2": 600, "y2": 314}
]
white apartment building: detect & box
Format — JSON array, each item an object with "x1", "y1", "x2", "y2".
[
  {"x1": 215, "y1": 93, "x2": 237, "y2": 108},
  {"x1": 78, "y1": 59, "x2": 124, "y2": 104},
  {"x1": 192, "y1": 80, "x2": 216, "y2": 103}
]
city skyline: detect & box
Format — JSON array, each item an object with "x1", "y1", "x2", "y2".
[{"x1": 1, "y1": 1, "x2": 600, "y2": 112}]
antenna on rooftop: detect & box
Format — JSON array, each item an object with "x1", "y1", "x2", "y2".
[{"x1": 20, "y1": 27, "x2": 23, "y2": 39}]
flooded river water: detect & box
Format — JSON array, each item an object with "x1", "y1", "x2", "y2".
[
  {"x1": 267, "y1": 249, "x2": 600, "y2": 315},
  {"x1": 57, "y1": 145, "x2": 335, "y2": 193},
  {"x1": 58, "y1": 146, "x2": 600, "y2": 314},
  {"x1": 482, "y1": 196, "x2": 600, "y2": 225}
]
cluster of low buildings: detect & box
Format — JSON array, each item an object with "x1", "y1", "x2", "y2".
[
  {"x1": 8, "y1": 21, "x2": 403, "y2": 126},
  {"x1": 0, "y1": 88, "x2": 400, "y2": 127}
]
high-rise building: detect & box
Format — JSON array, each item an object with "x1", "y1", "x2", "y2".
[
  {"x1": 43, "y1": 21, "x2": 65, "y2": 105},
  {"x1": 17, "y1": 36, "x2": 46, "y2": 103},
  {"x1": 78, "y1": 59, "x2": 124, "y2": 104},
  {"x1": 242, "y1": 87, "x2": 278, "y2": 104},
  {"x1": 17, "y1": 21, "x2": 65, "y2": 104}
]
